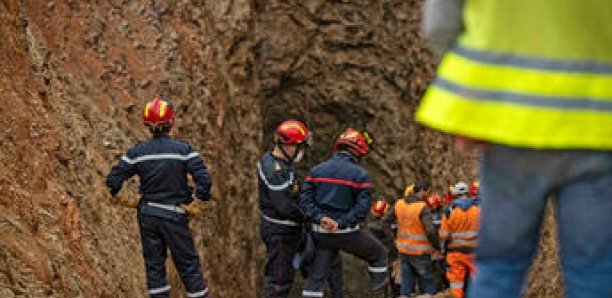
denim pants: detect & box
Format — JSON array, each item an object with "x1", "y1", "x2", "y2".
[
  {"x1": 261, "y1": 221, "x2": 302, "y2": 298},
  {"x1": 399, "y1": 254, "x2": 437, "y2": 296},
  {"x1": 469, "y1": 146, "x2": 612, "y2": 298}
]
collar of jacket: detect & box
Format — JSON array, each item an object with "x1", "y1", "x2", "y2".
[
  {"x1": 333, "y1": 151, "x2": 358, "y2": 163},
  {"x1": 404, "y1": 194, "x2": 423, "y2": 204},
  {"x1": 269, "y1": 151, "x2": 291, "y2": 167},
  {"x1": 152, "y1": 133, "x2": 170, "y2": 139},
  {"x1": 452, "y1": 197, "x2": 476, "y2": 211}
]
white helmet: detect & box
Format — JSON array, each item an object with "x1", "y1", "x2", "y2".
[{"x1": 454, "y1": 182, "x2": 469, "y2": 195}]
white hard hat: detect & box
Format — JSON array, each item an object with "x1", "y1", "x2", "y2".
[{"x1": 454, "y1": 182, "x2": 469, "y2": 195}]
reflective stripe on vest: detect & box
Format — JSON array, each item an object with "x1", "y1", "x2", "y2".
[
  {"x1": 449, "y1": 239, "x2": 478, "y2": 248},
  {"x1": 396, "y1": 241, "x2": 433, "y2": 252},
  {"x1": 417, "y1": 0, "x2": 612, "y2": 150},
  {"x1": 395, "y1": 200, "x2": 433, "y2": 255},
  {"x1": 397, "y1": 232, "x2": 428, "y2": 241}
]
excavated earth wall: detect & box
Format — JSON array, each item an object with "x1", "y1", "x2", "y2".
[{"x1": 0, "y1": 0, "x2": 561, "y2": 297}]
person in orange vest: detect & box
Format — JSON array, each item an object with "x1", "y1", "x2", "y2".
[
  {"x1": 384, "y1": 181, "x2": 440, "y2": 297},
  {"x1": 440, "y1": 182, "x2": 480, "y2": 298}
]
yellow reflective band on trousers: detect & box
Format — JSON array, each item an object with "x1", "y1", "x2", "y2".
[{"x1": 416, "y1": 0, "x2": 612, "y2": 150}]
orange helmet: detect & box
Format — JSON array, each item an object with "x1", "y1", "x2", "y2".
[
  {"x1": 469, "y1": 180, "x2": 480, "y2": 198},
  {"x1": 371, "y1": 200, "x2": 389, "y2": 217},
  {"x1": 274, "y1": 120, "x2": 312, "y2": 146},
  {"x1": 425, "y1": 194, "x2": 442, "y2": 209},
  {"x1": 143, "y1": 97, "x2": 175, "y2": 128},
  {"x1": 334, "y1": 128, "x2": 372, "y2": 157}
]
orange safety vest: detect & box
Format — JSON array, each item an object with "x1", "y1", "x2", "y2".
[
  {"x1": 439, "y1": 204, "x2": 480, "y2": 250},
  {"x1": 395, "y1": 200, "x2": 433, "y2": 255}
]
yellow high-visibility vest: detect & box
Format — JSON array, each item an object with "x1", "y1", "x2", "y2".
[{"x1": 417, "y1": 0, "x2": 612, "y2": 149}]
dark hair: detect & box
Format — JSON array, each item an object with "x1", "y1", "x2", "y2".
[
  {"x1": 413, "y1": 180, "x2": 430, "y2": 193},
  {"x1": 148, "y1": 125, "x2": 171, "y2": 135}
]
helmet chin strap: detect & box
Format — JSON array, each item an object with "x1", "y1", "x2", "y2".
[{"x1": 279, "y1": 143, "x2": 305, "y2": 164}]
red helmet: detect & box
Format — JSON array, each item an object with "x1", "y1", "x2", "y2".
[
  {"x1": 443, "y1": 185, "x2": 455, "y2": 204},
  {"x1": 143, "y1": 97, "x2": 175, "y2": 128},
  {"x1": 371, "y1": 200, "x2": 389, "y2": 217},
  {"x1": 274, "y1": 120, "x2": 312, "y2": 146},
  {"x1": 469, "y1": 181, "x2": 480, "y2": 198},
  {"x1": 426, "y1": 194, "x2": 442, "y2": 209},
  {"x1": 334, "y1": 128, "x2": 371, "y2": 157}
]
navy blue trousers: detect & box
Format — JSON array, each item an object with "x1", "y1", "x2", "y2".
[{"x1": 138, "y1": 214, "x2": 209, "y2": 298}]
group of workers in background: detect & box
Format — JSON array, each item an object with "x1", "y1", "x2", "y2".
[{"x1": 371, "y1": 180, "x2": 481, "y2": 298}]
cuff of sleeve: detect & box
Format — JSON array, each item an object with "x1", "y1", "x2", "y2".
[
  {"x1": 109, "y1": 187, "x2": 120, "y2": 197},
  {"x1": 196, "y1": 193, "x2": 211, "y2": 201},
  {"x1": 313, "y1": 214, "x2": 324, "y2": 225}
]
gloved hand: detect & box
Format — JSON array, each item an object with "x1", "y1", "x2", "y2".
[
  {"x1": 179, "y1": 199, "x2": 208, "y2": 218},
  {"x1": 111, "y1": 193, "x2": 140, "y2": 208}
]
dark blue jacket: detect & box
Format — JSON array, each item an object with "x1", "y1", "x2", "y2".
[
  {"x1": 258, "y1": 152, "x2": 305, "y2": 226},
  {"x1": 106, "y1": 134, "x2": 212, "y2": 206},
  {"x1": 299, "y1": 152, "x2": 372, "y2": 229}
]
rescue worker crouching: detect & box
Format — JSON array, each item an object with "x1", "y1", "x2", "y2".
[
  {"x1": 440, "y1": 182, "x2": 480, "y2": 298},
  {"x1": 106, "y1": 97, "x2": 212, "y2": 298},
  {"x1": 299, "y1": 129, "x2": 389, "y2": 298},
  {"x1": 384, "y1": 181, "x2": 441, "y2": 297},
  {"x1": 258, "y1": 120, "x2": 312, "y2": 298}
]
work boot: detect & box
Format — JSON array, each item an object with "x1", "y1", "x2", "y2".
[{"x1": 369, "y1": 273, "x2": 389, "y2": 292}]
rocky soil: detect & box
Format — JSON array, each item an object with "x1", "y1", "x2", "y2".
[{"x1": 0, "y1": 0, "x2": 561, "y2": 297}]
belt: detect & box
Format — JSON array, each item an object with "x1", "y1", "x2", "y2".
[
  {"x1": 312, "y1": 224, "x2": 360, "y2": 234},
  {"x1": 147, "y1": 202, "x2": 186, "y2": 214},
  {"x1": 262, "y1": 214, "x2": 299, "y2": 226}
]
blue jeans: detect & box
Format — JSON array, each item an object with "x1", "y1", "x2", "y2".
[
  {"x1": 399, "y1": 254, "x2": 437, "y2": 296},
  {"x1": 469, "y1": 146, "x2": 612, "y2": 298}
]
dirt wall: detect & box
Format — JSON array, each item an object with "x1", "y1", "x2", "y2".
[{"x1": 0, "y1": 1, "x2": 561, "y2": 297}]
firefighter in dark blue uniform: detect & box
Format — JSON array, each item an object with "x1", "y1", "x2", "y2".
[
  {"x1": 300, "y1": 129, "x2": 389, "y2": 298},
  {"x1": 106, "y1": 98, "x2": 212, "y2": 298},
  {"x1": 259, "y1": 120, "x2": 312, "y2": 298}
]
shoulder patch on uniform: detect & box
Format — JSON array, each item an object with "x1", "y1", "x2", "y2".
[{"x1": 257, "y1": 161, "x2": 294, "y2": 191}]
